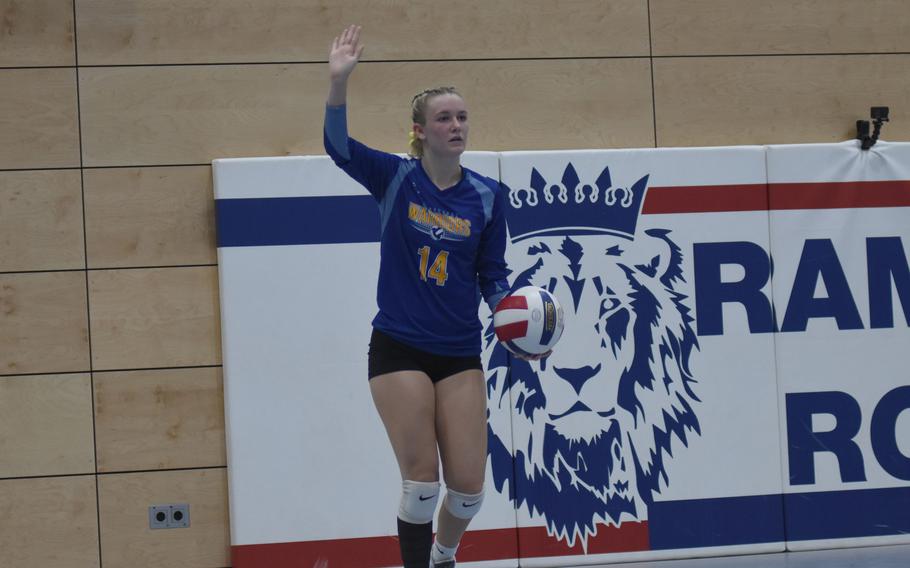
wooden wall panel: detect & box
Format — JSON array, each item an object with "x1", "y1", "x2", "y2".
[
  {"x1": 78, "y1": 64, "x2": 318, "y2": 166},
  {"x1": 0, "y1": 2, "x2": 901, "y2": 567},
  {"x1": 0, "y1": 68, "x2": 80, "y2": 169},
  {"x1": 0, "y1": 374, "x2": 94, "y2": 478},
  {"x1": 79, "y1": 58, "x2": 653, "y2": 166},
  {"x1": 654, "y1": 54, "x2": 910, "y2": 147},
  {"x1": 0, "y1": 0, "x2": 75, "y2": 67},
  {"x1": 76, "y1": 0, "x2": 648, "y2": 65},
  {"x1": 0, "y1": 476, "x2": 100, "y2": 568},
  {"x1": 95, "y1": 367, "x2": 225, "y2": 472},
  {"x1": 346, "y1": 59, "x2": 655, "y2": 152},
  {"x1": 651, "y1": 0, "x2": 910, "y2": 56},
  {"x1": 88, "y1": 267, "x2": 221, "y2": 370},
  {"x1": 98, "y1": 468, "x2": 230, "y2": 568},
  {"x1": 0, "y1": 271, "x2": 89, "y2": 375},
  {"x1": 84, "y1": 166, "x2": 216, "y2": 268},
  {"x1": 0, "y1": 170, "x2": 84, "y2": 272}
]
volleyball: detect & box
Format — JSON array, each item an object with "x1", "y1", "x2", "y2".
[{"x1": 493, "y1": 286, "x2": 565, "y2": 356}]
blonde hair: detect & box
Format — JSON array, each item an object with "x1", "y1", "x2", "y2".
[{"x1": 408, "y1": 86, "x2": 462, "y2": 158}]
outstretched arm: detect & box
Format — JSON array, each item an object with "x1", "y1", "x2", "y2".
[
  {"x1": 324, "y1": 25, "x2": 402, "y2": 200},
  {"x1": 327, "y1": 25, "x2": 364, "y2": 107}
]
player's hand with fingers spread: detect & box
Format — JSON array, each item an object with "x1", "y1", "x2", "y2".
[{"x1": 329, "y1": 24, "x2": 365, "y2": 82}]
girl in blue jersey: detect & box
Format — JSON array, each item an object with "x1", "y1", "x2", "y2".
[{"x1": 325, "y1": 25, "x2": 526, "y2": 568}]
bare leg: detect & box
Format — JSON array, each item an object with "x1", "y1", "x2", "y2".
[
  {"x1": 434, "y1": 368, "x2": 488, "y2": 548},
  {"x1": 370, "y1": 370, "x2": 439, "y2": 481},
  {"x1": 370, "y1": 371, "x2": 439, "y2": 568}
]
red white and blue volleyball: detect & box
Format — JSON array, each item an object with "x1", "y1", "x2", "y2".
[{"x1": 493, "y1": 286, "x2": 565, "y2": 356}]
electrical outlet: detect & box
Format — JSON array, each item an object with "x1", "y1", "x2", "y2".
[
  {"x1": 170, "y1": 503, "x2": 190, "y2": 528},
  {"x1": 148, "y1": 504, "x2": 190, "y2": 529},
  {"x1": 149, "y1": 505, "x2": 169, "y2": 529}
]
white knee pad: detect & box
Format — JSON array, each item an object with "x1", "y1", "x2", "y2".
[
  {"x1": 398, "y1": 480, "x2": 440, "y2": 524},
  {"x1": 444, "y1": 487, "x2": 484, "y2": 520}
]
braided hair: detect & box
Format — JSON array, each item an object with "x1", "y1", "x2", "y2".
[{"x1": 408, "y1": 86, "x2": 462, "y2": 158}]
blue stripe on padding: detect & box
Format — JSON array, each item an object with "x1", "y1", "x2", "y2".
[
  {"x1": 649, "y1": 486, "x2": 910, "y2": 549},
  {"x1": 216, "y1": 196, "x2": 379, "y2": 247},
  {"x1": 648, "y1": 494, "x2": 785, "y2": 549},
  {"x1": 784, "y1": 486, "x2": 910, "y2": 541}
]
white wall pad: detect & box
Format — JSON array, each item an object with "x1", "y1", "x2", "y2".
[
  {"x1": 215, "y1": 153, "x2": 520, "y2": 568},
  {"x1": 216, "y1": 142, "x2": 910, "y2": 567},
  {"x1": 494, "y1": 147, "x2": 786, "y2": 565},
  {"x1": 765, "y1": 141, "x2": 910, "y2": 552}
]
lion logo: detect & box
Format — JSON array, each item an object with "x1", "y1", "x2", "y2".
[{"x1": 485, "y1": 162, "x2": 702, "y2": 546}]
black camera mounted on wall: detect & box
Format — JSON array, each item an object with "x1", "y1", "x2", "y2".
[{"x1": 856, "y1": 106, "x2": 890, "y2": 150}]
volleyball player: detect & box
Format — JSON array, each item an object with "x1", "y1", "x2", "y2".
[{"x1": 324, "y1": 25, "x2": 517, "y2": 568}]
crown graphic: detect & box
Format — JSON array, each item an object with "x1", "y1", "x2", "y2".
[{"x1": 503, "y1": 163, "x2": 649, "y2": 242}]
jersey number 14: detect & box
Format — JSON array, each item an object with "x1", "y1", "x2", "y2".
[{"x1": 417, "y1": 246, "x2": 449, "y2": 286}]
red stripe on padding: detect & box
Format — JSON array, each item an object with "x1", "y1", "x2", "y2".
[
  {"x1": 442, "y1": 527, "x2": 519, "y2": 562},
  {"x1": 520, "y1": 521, "x2": 650, "y2": 557},
  {"x1": 643, "y1": 184, "x2": 768, "y2": 214},
  {"x1": 495, "y1": 321, "x2": 528, "y2": 341},
  {"x1": 641, "y1": 181, "x2": 910, "y2": 215},
  {"x1": 232, "y1": 534, "x2": 402, "y2": 568},
  {"x1": 769, "y1": 180, "x2": 910, "y2": 210},
  {"x1": 232, "y1": 522, "x2": 647, "y2": 567},
  {"x1": 231, "y1": 529, "x2": 520, "y2": 567},
  {"x1": 494, "y1": 295, "x2": 528, "y2": 312}
]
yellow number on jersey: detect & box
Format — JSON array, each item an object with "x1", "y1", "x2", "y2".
[
  {"x1": 418, "y1": 246, "x2": 431, "y2": 281},
  {"x1": 417, "y1": 246, "x2": 449, "y2": 286},
  {"x1": 428, "y1": 250, "x2": 449, "y2": 286}
]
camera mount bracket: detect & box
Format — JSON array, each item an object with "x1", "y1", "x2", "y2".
[{"x1": 857, "y1": 106, "x2": 890, "y2": 150}]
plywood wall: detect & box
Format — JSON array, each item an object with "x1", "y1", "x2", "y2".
[{"x1": 1, "y1": 1, "x2": 907, "y2": 566}]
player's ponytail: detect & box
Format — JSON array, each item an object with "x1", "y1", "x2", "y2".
[
  {"x1": 408, "y1": 129, "x2": 421, "y2": 158},
  {"x1": 409, "y1": 86, "x2": 461, "y2": 158}
]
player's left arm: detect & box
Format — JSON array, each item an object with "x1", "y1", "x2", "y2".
[
  {"x1": 478, "y1": 184, "x2": 551, "y2": 362},
  {"x1": 477, "y1": 186, "x2": 511, "y2": 312}
]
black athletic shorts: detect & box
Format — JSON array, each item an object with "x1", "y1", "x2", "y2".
[{"x1": 368, "y1": 328, "x2": 483, "y2": 383}]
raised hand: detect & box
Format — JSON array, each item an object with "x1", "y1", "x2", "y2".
[{"x1": 329, "y1": 25, "x2": 364, "y2": 82}]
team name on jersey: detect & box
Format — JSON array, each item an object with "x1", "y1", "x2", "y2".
[{"x1": 408, "y1": 202, "x2": 472, "y2": 240}]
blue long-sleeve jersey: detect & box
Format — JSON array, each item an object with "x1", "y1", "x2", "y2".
[{"x1": 324, "y1": 105, "x2": 510, "y2": 356}]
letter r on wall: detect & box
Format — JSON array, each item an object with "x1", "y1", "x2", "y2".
[{"x1": 786, "y1": 391, "x2": 867, "y2": 485}]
